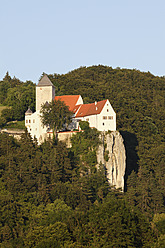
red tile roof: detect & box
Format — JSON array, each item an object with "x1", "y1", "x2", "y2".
[
  {"x1": 55, "y1": 95, "x2": 81, "y2": 112},
  {"x1": 54, "y1": 96, "x2": 108, "y2": 117},
  {"x1": 75, "y1": 100, "x2": 107, "y2": 117}
]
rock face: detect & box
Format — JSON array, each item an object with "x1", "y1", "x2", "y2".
[{"x1": 97, "y1": 131, "x2": 126, "y2": 191}]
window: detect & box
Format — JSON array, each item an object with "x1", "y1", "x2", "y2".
[
  {"x1": 86, "y1": 118, "x2": 89, "y2": 121},
  {"x1": 33, "y1": 119, "x2": 35, "y2": 123},
  {"x1": 103, "y1": 116, "x2": 107, "y2": 120},
  {"x1": 103, "y1": 123, "x2": 104, "y2": 126},
  {"x1": 29, "y1": 120, "x2": 31, "y2": 123},
  {"x1": 107, "y1": 109, "x2": 109, "y2": 112},
  {"x1": 26, "y1": 120, "x2": 28, "y2": 123},
  {"x1": 108, "y1": 116, "x2": 113, "y2": 120}
]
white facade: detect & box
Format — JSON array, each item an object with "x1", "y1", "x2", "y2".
[
  {"x1": 97, "y1": 100, "x2": 116, "y2": 131},
  {"x1": 25, "y1": 111, "x2": 48, "y2": 143},
  {"x1": 25, "y1": 75, "x2": 116, "y2": 144},
  {"x1": 74, "y1": 100, "x2": 116, "y2": 132},
  {"x1": 25, "y1": 75, "x2": 55, "y2": 144}
]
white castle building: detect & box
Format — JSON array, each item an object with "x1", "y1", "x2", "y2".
[{"x1": 25, "y1": 75, "x2": 116, "y2": 144}]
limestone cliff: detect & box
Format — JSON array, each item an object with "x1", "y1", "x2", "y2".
[{"x1": 97, "y1": 131, "x2": 126, "y2": 191}]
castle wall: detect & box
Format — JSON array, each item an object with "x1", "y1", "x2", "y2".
[{"x1": 47, "y1": 131, "x2": 80, "y2": 148}]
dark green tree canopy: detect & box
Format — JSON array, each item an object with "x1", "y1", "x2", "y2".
[{"x1": 0, "y1": 66, "x2": 164, "y2": 247}]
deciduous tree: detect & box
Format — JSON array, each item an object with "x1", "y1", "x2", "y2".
[{"x1": 40, "y1": 100, "x2": 73, "y2": 140}]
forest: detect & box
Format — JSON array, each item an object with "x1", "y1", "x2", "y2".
[{"x1": 0, "y1": 66, "x2": 165, "y2": 247}]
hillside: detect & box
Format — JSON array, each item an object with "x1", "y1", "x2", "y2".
[
  {"x1": 48, "y1": 65, "x2": 165, "y2": 184},
  {"x1": 0, "y1": 66, "x2": 165, "y2": 247},
  {"x1": 48, "y1": 66, "x2": 164, "y2": 134}
]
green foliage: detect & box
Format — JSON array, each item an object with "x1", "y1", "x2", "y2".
[
  {"x1": 104, "y1": 149, "x2": 109, "y2": 162},
  {"x1": 0, "y1": 116, "x2": 6, "y2": 128},
  {"x1": 151, "y1": 214, "x2": 165, "y2": 248},
  {"x1": 71, "y1": 123, "x2": 100, "y2": 172},
  {"x1": 83, "y1": 193, "x2": 153, "y2": 248},
  {"x1": 0, "y1": 66, "x2": 164, "y2": 247},
  {"x1": 5, "y1": 120, "x2": 25, "y2": 130},
  {"x1": 0, "y1": 130, "x2": 159, "y2": 247},
  {"x1": 0, "y1": 105, "x2": 9, "y2": 115},
  {"x1": 0, "y1": 74, "x2": 35, "y2": 122},
  {"x1": 79, "y1": 120, "x2": 90, "y2": 131},
  {"x1": 40, "y1": 100, "x2": 73, "y2": 140},
  {"x1": 1, "y1": 108, "x2": 14, "y2": 122}
]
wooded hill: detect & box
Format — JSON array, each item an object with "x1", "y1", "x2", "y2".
[{"x1": 0, "y1": 66, "x2": 164, "y2": 247}]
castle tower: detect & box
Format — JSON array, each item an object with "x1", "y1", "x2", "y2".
[{"x1": 36, "y1": 75, "x2": 55, "y2": 112}]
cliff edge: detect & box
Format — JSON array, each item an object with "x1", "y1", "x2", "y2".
[{"x1": 97, "y1": 131, "x2": 126, "y2": 191}]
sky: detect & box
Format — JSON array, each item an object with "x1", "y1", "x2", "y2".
[{"x1": 0, "y1": 0, "x2": 165, "y2": 84}]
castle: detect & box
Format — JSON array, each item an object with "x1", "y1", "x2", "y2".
[
  {"x1": 25, "y1": 75, "x2": 116, "y2": 144},
  {"x1": 25, "y1": 76, "x2": 125, "y2": 190}
]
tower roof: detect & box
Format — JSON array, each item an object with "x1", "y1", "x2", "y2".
[
  {"x1": 25, "y1": 107, "x2": 33, "y2": 115},
  {"x1": 37, "y1": 75, "x2": 54, "y2": 87}
]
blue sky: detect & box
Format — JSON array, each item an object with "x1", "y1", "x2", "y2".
[{"x1": 0, "y1": 0, "x2": 165, "y2": 83}]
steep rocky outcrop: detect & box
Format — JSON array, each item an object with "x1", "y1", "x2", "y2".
[
  {"x1": 97, "y1": 131, "x2": 126, "y2": 191},
  {"x1": 1, "y1": 129, "x2": 126, "y2": 191}
]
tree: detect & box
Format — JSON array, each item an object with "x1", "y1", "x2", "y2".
[
  {"x1": 1, "y1": 107, "x2": 14, "y2": 122},
  {"x1": 40, "y1": 100, "x2": 73, "y2": 140},
  {"x1": 4, "y1": 83, "x2": 35, "y2": 120},
  {"x1": 3, "y1": 71, "x2": 11, "y2": 82}
]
